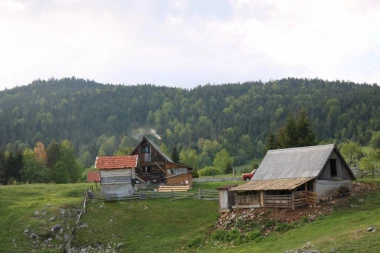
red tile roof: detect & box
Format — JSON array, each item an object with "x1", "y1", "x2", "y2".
[
  {"x1": 87, "y1": 171, "x2": 100, "y2": 182},
  {"x1": 95, "y1": 155, "x2": 138, "y2": 170}
]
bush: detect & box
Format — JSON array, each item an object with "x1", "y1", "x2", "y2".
[
  {"x1": 211, "y1": 230, "x2": 229, "y2": 241},
  {"x1": 264, "y1": 220, "x2": 275, "y2": 228},
  {"x1": 187, "y1": 237, "x2": 202, "y2": 248},
  {"x1": 192, "y1": 168, "x2": 199, "y2": 178},
  {"x1": 246, "y1": 230, "x2": 261, "y2": 241},
  {"x1": 300, "y1": 216, "x2": 309, "y2": 224},
  {"x1": 275, "y1": 223, "x2": 293, "y2": 232},
  {"x1": 198, "y1": 167, "x2": 224, "y2": 176},
  {"x1": 228, "y1": 229, "x2": 247, "y2": 244}
]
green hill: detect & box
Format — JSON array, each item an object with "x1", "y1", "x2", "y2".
[{"x1": 0, "y1": 77, "x2": 379, "y2": 167}]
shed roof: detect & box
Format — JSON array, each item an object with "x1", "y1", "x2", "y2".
[
  {"x1": 231, "y1": 178, "x2": 313, "y2": 191},
  {"x1": 95, "y1": 155, "x2": 138, "y2": 170},
  {"x1": 253, "y1": 144, "x2": 339, "y2": 180}
]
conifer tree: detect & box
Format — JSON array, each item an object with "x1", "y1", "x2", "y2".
[{"x1": 171, "y1": 145, "x2": 180, "y2": 163}]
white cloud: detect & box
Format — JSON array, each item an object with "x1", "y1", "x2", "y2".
[{"x1": 0, "y1": 0, "x2": 380, "y2": 90}]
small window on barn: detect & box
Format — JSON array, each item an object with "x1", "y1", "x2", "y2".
[
  {"x1": 145, "y1": 166, "x2": 151, "y2": 173},
  {"x1": 166, "y1": 169, "x2": 172, "y2": 175},
  {"x1": 172, "y1": 168, "x2": 187, "y2": 175},
  {"x1": 142, "y1": 146, "x2": 150, "y2": 153},
  {"x1": 330, "y1": 159, "x2": 337, "y2": 177}
]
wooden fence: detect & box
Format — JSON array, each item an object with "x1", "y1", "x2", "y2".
[
  {"x1": 351, "y1": 168, "x2": 380, "y2": 178},
  {"x1": 93, "y1": 188, "x2": 219, "y2": 201},
  {"x1": 64, "y1": 192, "x2": 88, "y2": 253},
  {"x1": 264, "y1": 191, "x2": 317, "y2": 209}
]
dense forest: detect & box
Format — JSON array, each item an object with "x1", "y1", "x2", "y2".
[{"x1": 0, "y1": 77, "x2": 379, "y2": 172}]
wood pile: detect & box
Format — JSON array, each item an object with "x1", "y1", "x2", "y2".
[{"x1": 157, "y1": 185, "x2": 191, "y2": 192}]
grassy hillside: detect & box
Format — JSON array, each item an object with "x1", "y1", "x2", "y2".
[
  {"x1": 0, "y1": 180, "x2": 379, "y2": 252},
  {"x1": 0, "y1": 183, "x2": 86, "y2": 252},
  {"x1": 198, "y1": 181, "x2": 380, "y2": 252}
]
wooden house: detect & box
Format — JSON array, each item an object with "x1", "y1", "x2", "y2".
[
  {"x1": 231, "y1": 144, "x2": 355, "y2": 210},
  {"x1": 95, "y1": 155, "x2": 138, "y2": 198},
  {"x1": 130, "y1": 137, "x2": 193, "y2": 188}
]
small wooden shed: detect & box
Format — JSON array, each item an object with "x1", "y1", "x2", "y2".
[
  {"x1": 95, "y1": 155, "x2": 138, "y2": 199},
  {"x1": 230, "y1": 144, "x2": 355, "y2": 210},
  {"x1": 217, "y1": 185, "x2": 237, "y2": 213}
]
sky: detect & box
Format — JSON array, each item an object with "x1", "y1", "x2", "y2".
[{"x1": 1, "y1": 0, "x2": 380, "y2": 90}]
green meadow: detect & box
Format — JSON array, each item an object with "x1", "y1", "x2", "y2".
[{"x1": 0, "y1": 180, "x2": 379, "y2": 252}]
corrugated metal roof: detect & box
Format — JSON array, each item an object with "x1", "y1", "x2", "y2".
[
  {"x1": 231, "y1": 178, "x2": 313, "y2": 191},
  {"x1": 253, "y1": 144, "x2": 335, "y2": 180},
  {"x1": 95, "y1": 155, "x2": 138, "y2": 169}
]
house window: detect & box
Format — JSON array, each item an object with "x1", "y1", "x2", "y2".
[
  {"x1": 142, "y1": 146, "x2": 151, "y2": 162},
  {"x1": 330, "y1": 159, "x2": 337, "y2": 177}
]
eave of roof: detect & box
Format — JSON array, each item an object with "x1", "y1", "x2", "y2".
[{"x1": 231, "y1": 177, "x2": 314, "y2": 191}]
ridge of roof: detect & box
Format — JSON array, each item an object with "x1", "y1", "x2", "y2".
[{"x1": 267, "y1": 144, "x2": 335, "y2": 153}]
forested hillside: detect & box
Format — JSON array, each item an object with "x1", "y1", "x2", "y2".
[{"x1": 0, "y1": 77, "x2": 379, "y2": 168}]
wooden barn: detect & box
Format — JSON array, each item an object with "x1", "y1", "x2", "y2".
[
  {"x1": 130, "y1": 137, "x2": 193, "y2": 189},
  {"x1": 231, "y1": 144, "x2": 355, "y2": 210},
  {"x1": 95, "y1": 155, "x2": 138, "y2": 198}
]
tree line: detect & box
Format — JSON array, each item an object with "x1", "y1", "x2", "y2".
[
  {"x1": 0, "y1": 77, "x2": 379, "y2": 178},
  {"x1": 0, "y1": 140, "x2": 82, "y2": 184}
]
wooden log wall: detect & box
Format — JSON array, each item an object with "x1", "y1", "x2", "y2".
[
  {"x1": 264, "y1": 194, "x2": 292, "y2": 208},
  {"x1": 166, "y1": 172, "x2": 192, "y2": 186},
  {"x1": 235, "y1": 193, "x2": 260, "y2": 205}
]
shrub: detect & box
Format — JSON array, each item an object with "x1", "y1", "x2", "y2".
[
  {"x1": 211, "y1": 230, "x2": 229, "y2": 241},
  {"x1": 192, "y1": 168, "x2": 199, "y2": 178},
  {"x1": 264, "y1": 220, "x2": 275, "y2": 228},
  {"x1": 198, "y1": 167, "x2": 224, "y2": 176},
  {"x1": 228, "y1": 229, "x2": 247, "y2": 244},
  {"x1": 275, "y1": 223, "x2": 293, "y2": 232},
  {"x1": 187, "y1": 237, "x2": 202, "y2": 248},
  {"x1": 300, "y1": 216, "x2": 309, "y2": 224},
  {"x1": 246, "y1": 230, "x2": 261, "y2": 241},
  {"x1": 228, "y1": 229, "x2": 240, "y2": 241}
]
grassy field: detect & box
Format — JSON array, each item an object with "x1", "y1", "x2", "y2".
[
  {"x1": 0, "y1": 180, "x2": 379, "y2": 252},
  {"x1": 0, "y1": 183, "x2": 87, "y2": 252}
]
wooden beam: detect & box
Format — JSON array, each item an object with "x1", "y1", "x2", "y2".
[
  {"x1": 291, "y1": 191, "x2": 295, "y2": 210},
  {"x1": 154, "y1": 162, "x2": 167, "y2": 174}
]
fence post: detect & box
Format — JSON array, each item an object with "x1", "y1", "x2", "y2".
[{"x1": 198, "y1": 188, "x2": 201, "y2": 200}]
